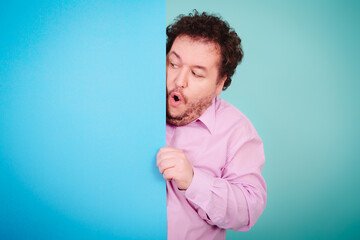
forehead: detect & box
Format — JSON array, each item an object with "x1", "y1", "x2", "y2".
[{"x1": 169, "y1": 35, "x2": 221, "y2": 68}]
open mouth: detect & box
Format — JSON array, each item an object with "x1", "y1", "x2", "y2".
[{"x1": 169, "y1": 92, "x2": 183, "y2": 106}]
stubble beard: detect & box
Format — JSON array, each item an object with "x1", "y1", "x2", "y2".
[{"x1": 166, "y1": 91, "x2": 215, "y2": 126}]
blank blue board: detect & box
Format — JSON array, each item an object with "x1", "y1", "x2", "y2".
[{"x1": 0, "y1": 0, "x2": 166, "y2": 239}]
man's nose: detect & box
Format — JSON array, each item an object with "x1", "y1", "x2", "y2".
[{"x1": 175, "y1": 69, "x2": 188, "y2": 88}]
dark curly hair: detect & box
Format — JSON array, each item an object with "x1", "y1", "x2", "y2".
[{"x1": 166, "y1": 10, "x2": 243, "y2": 90}]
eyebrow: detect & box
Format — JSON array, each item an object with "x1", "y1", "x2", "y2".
[
  {"x1": 169, "y1": 51, "x2": 208, "y2": 72},
  {"x1": 169, "y1": 51, "x2": 181, "y2": 59}
]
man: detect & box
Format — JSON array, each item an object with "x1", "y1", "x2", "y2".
[{"x1": 156, "y1": 11, "x2": 267, "y2": 240}]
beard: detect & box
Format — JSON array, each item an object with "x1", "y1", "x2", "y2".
[{"x1": 166, "y1": 88, "x2": 215, "y2": 126}]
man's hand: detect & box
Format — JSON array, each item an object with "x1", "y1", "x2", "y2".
[{"x1": 156, "y1": 147, "x2": 194, "y2": 190}]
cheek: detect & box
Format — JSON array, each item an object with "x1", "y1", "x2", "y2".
[
  {"x1": 190, "y1": 80, "x2": 217, "y2": 96},
  {"x1": 186, "y1": 88, "x2": 205, "y2": 102},
  {"x1": 166, "y1": 69, "x2": 175, "y2": 84},
  {"x1": 166, "y1": 78, "x2": 173, "y2": 91},
  {"x1": 166, "y1": 72, "x2": 172, "y2": 89}
]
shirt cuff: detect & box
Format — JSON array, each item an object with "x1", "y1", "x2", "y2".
[{"x1": 185, "y1": 167, "x2": 214, "y2": 208}]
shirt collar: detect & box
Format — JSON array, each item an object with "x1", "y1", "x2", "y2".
[{"x1": 196, "y1": 97, "x2": 216, "y2": 134}]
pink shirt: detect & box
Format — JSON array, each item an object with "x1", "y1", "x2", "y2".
[{"x1": 166, "y1": 97, "x2": 267, "y2": 240}]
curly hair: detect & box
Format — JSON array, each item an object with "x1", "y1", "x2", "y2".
[{"x1": 166, "y1": 10, "x2": 244, "y2": 90}]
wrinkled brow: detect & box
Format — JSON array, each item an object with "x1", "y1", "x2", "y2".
[
  {"x1": 169, "y1": 51, "x2": 207, "y2": 71},
  {"x1": 168, "y1": 51, "x2": 181, "y2": 59}
]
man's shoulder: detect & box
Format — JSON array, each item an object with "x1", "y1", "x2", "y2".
[
  {"x1": 215, "y1": 97, "x2": 242, "y2": 117},
  {"x1": 215, "y1": 97, "x2": 258, "y2": 138}
]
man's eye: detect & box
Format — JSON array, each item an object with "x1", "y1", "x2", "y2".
[
  {"x1": 170, "y1": 62, "x2": 179, "y2": 68},
  {"x1": 192, "y1": 71, "x2": 203, "y2": 78}
]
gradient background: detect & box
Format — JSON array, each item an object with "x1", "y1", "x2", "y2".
[
  {"x1": 0, "y1": 0, "x2": 166, "y2": 239},
  {"x1": 167, "y1": 0, "x2": 360, "y2": 239},
  {"x1": 1, "y1": 0, "x2": 360, "y2": 239}
]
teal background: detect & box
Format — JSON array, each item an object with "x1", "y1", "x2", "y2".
[
  {"x1": 166, "y1": 0, "x2": 360, "y2": 239},
  {"x1": 0, "y1": 0, "x2": 166, "y2": 239}
]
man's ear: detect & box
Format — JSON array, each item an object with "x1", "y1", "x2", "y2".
[{"x1": 216, "y1": 75, "x2": 227, "y2": 96}]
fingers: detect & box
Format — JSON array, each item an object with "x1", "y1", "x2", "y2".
[
  {"x1": 159, "y1": 147, "x2": 181, "y2": 152},
  {"x1": 157, "y1": 148, "x2": 184, "y2": 166},
  {"x1": 156, "y1": 147, "x2": 193, "y2": 189},
  {"x1": 163, "y1": 168, "x2": 176, "y2": 181},
  {"x1": 156, "y1": 147, "x2": 181, "y2": 181},
  {"x1": 157, "y1": 147, "x2": 182, "y2": 157},
  {"x1": 158, "y1": 158, "x2": 176, "y2": 174}
]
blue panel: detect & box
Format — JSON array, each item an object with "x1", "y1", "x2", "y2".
[{"x1": 0, "y1": 0, "x2": 166, "y2": 239}]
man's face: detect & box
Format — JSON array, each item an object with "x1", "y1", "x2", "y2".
[{"x1": 166, "y1": 35, "x2": 226, "y2": 126}]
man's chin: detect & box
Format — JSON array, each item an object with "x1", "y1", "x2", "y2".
[
  {"x1": 167, "y1": 118, "x2": 185, "y2": 126},
  {"x1": 167, "y1": 112, "x2": 198, "y2": 126},
  {"x1": 166, "y1": 113, "x2": 182, "y2": 125},
  {"x1": 166, "y1": 107, "x2": 183, "y2": 120},
  {"x1": 166, "y1": 112, "x2": 189, "y2": 126}
]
